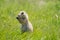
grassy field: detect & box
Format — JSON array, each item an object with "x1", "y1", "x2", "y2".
[{"x1": 0, "y1": 0, "x2": 60, "y2": 40}]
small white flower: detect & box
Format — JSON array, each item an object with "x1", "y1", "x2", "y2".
[{"x1": 55, "y1": 14, "x2": 58, "y2": 19}]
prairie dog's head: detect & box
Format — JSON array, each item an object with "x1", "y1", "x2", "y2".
[{"x1": 16, "y1": 11, "x2": 28, "y2": 24}]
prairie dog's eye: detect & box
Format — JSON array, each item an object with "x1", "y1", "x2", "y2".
[{"x1": 21, "y1": 12, "x2": 24, "y2": 15}]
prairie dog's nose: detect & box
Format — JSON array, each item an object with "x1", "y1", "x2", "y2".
[{"x1": 16, "y1": 17, "x2": 18, "y2": 19}]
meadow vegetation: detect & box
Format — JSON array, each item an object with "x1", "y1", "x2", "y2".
[{"x1": 0, "y1": 0, "x2": 60, "y2": 40}]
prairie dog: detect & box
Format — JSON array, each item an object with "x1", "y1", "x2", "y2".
[{"x1": 16, "y1": 11, "x2": 33, "y2": 33}]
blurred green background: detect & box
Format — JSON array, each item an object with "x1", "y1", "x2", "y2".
[{"x1": 0, "y1": 0, "x2": 60, "y2": 40}]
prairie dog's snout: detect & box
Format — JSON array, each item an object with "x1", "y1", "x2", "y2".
[
  {"x1": 16, "y1": 11, "x2": 33, "y2": 33},
  {"x1": 16, "y1": 17, "x2": 18, "y2": 19}
]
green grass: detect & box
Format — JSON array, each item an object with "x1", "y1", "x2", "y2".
[{"x1": 0, "y1": 0, "x2": 60, "y2": 40}]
